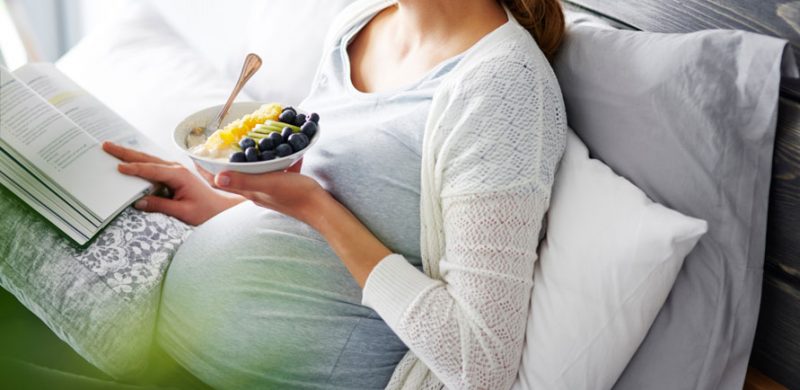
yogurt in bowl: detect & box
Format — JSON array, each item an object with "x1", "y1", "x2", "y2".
[{"x1": 174, "y1": 102, "x2": 320, "y2": 175}]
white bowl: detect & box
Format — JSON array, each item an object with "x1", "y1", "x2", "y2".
[{"x1": 174, "y1": 102, "x2": 319, "y2": 175}]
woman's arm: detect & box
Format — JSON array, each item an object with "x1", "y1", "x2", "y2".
[
  {"x1": 106, "y1": 138, "x2": 390, "y2": 283},
  {"x1": 198, "y1": 164, "x2": 391, "y2": 287},
  {"x1": 361, "y1": 52, "x2": 566, "y2": 390},
  {"x1": 203, "y1": 156, "x2": 553, "y2": 390},
  {"x1": 306, "y1": 194, "x2": 392, "y2": 287},
  {"x1": 365, "y1": 187, "x2": 549, "y2": 389}
]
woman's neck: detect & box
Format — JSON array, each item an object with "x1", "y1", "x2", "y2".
[
  {"x1": 347, "y1": 0, "x2": 508, "y2": 93},
  {"x1": 391, "y1": 0, "x2": 508, "y2": 56}
]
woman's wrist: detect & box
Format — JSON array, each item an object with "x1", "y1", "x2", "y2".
[
  {"x1": 301, "y1": 187, "x2": 336, "y2": 230},
  {"x1": 305, "y1": 188, "x2": 392, "y2": 288},
  {"x1": 219, "y1": 190, "x2": 247, "y2": 208},
  {"x1": 208, "y1": 190, "x2": 247, "y2": 218}
]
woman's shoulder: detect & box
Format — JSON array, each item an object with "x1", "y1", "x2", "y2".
[
  {"x1": 431, "y1": 23, "x2": 568, "y2": 196},
  {"x1": 446, "y1": 22, "x2": 562, "y2": 100},
  {"x1": 435, "y1": 22, "x2": 567, "y2": 136}
]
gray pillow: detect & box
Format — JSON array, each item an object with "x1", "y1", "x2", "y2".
[
  {"x1": 553, "y1": 24, "x2": 798, "y2": 389},
  {"x1": 0, "y1": 185, "x2": 192, "y2": 379}
]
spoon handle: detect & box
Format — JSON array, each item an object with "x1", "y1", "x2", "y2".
[{"x1": 208, "y1": 53, "x2": 262, "y2": 131}]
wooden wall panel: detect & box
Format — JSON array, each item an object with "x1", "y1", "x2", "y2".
[
  {"x1": 757, "y1": 98, "x2": 800, "y2": 390},
  {"x1": 745, "y1": 367, "x2": 790, "y2": 390},
  {"x1": 768, "y1": 99, "x2": 800, "y2": 275},
  {"x1": 750, "y1": 267, "x2": 800, "y2": 389}
]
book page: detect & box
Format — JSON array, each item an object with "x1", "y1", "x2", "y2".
[
  {"x1": 0, "y1": 148, "x2": 98, "y2": 232},
  {"x1": 0, "y1": 168, "x2": 89, "y2": 244},
  {"x1": 12, "y1": 63, "x2": 162, "y2": 154},
  {"x1": 0, "y1": 66, "x2": 150, "y2": 221}
]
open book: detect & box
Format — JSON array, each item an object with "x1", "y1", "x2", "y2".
[{"x1": 0, "y1": 63, "x2": 163, "y2": 245}]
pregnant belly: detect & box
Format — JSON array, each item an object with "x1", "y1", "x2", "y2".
[{"x1": 157, "y1": 202, "x2": 406, "y2": 390}]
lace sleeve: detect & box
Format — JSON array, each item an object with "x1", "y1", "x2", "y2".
[
  {"x1": 407, "y1": 186, "x2": 553, "y2": 389},
  {"x1": 363, "y1": 39, "x2": 567, "y2": 389}
]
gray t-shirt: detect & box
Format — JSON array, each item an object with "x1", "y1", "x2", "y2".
[
  {"x1": 301, "y1": 24, "x2": 463, "y2": 267},
  {"x1": 157, "y1": 11, "x2": 463, "y2": 389}
]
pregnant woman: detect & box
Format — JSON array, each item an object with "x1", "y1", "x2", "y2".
[{"x1": 14, "y1": 0, "x2": 567, "y2": 388}]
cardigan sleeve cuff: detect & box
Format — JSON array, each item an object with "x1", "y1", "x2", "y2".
[{"x1": 362, "y1": 253, "x2": 443, "y2": 329}]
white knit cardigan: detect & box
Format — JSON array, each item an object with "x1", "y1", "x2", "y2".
[{"x1": 314, "y1": 1, "x2": 567, "y2": 389}]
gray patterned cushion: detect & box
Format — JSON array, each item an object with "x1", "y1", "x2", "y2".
[{"x1": 0, "y1": 185, "x2": 192, "y2": 379}]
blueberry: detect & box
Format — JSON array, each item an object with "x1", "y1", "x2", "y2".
[
  {"x1": 288, "y1": 133, "x2": 309, "y2": 152},
  {"x1": 259, "y1": 150, "x2": 277, "y2": 161},
  {"x1": 300, "y1": 121, "x2": 318, "y2": 139},
  {"x1": 239, "y1": 137, "x2": 256, "y2": 150},
  {"x1": 278, "y1": 110, "x2": 296, "y2": 125},
  {"x1": 245, "y1": 147, "x2": 259, "y2": 162},
  {"x1": 308, "y1": 112, "x2": 320, "y2": 124},
  {"x1": 281, "y1": 127, "x2": 293, "y2": 143},
  {"x1": 282, "y1": 106, "x2": 296, "y2": 114},
  {"x1": 294, "y1": 113, "x2": 307, "y2": 127},
  {"x1": 275, "y1": 143, "x2": 293, "y2": 157},
  {"x1": 268, "y1": 131, "x2": 283, "y2": 146},
  {"x1": 229, "y1": 151, "x2": 246, "y2": 163},
  {"x1": 258, "y1": 136, "x2": 277, "y2": 151}
]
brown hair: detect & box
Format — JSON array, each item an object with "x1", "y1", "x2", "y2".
[{"x1": 501, "y1": 0, "x2": 566, "y2": 61}]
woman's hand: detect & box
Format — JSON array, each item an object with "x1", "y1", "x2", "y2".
[
  {"x1": 103, "y1": 142, "x2": 245, "y2": 226},
  {"x1": 195, "y1": 160, "x2": 326, "y2": 226}
]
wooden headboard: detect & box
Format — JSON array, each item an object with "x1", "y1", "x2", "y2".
[{"x1": 560, "y1": 1, "x2": 800, "y2": 388}]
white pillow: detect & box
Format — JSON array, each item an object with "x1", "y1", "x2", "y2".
[
  {"x1": 146, "y1": 0, "x2": 356, "y2": 106},
  {"x1": 240, "y1": 0, "x2": 355, "y2": 105},
  {"x1": 56, "y1": 1, "x2": 254, "y2": 168},
  {"x1": 513, "y1": 130, "x2": 708, "y2": 390}
]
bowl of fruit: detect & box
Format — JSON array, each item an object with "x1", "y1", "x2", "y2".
[{"x1": 174, "y1": 102, "x2": 320, "y2": 175}]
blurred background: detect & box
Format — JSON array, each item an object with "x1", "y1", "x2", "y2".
[{"x1": 0, "y1": 0, "x2": 128, "y2": 69}]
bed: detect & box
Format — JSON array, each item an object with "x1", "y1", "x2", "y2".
[
  {"x1": 0, "y1": 0, "x2": 797, "y2": 388},
  {"x1": 560, "y1": 1, "x2": 800, "y2": 388}
]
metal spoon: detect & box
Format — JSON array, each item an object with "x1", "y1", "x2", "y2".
[{"x1": 190, "y1": 53, "x2": 263, "y2": 139}]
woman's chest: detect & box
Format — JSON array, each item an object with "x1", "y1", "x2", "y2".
[{"x1": 299, "y1": 91, "x2": 431, "y2": 260}]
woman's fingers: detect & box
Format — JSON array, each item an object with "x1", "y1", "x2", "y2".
[
  {"x1": 214, "y1": 170, "x2": 274, "y2": 191},
  {"x1": 212, "y1": 159, "x2": 303, "y2": 190},
  {"x1": 195, "y1": 163, "x2": 215, "y2": 184},
  {"x1": 133, "y1": 195, "x2": 187, "y2": 217},
  {"x1": 103, "y1": 142, "x2": 172, "y2": 164},
  {"x1": 118, "y1": 162, "x2": 189, "y2": 188},
  {"x1": 287, "y1": 158, "x2": 303, "y2": 173},
  {"x1": 213, "y1": 171, "x2": 290, "y2": 201}
]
